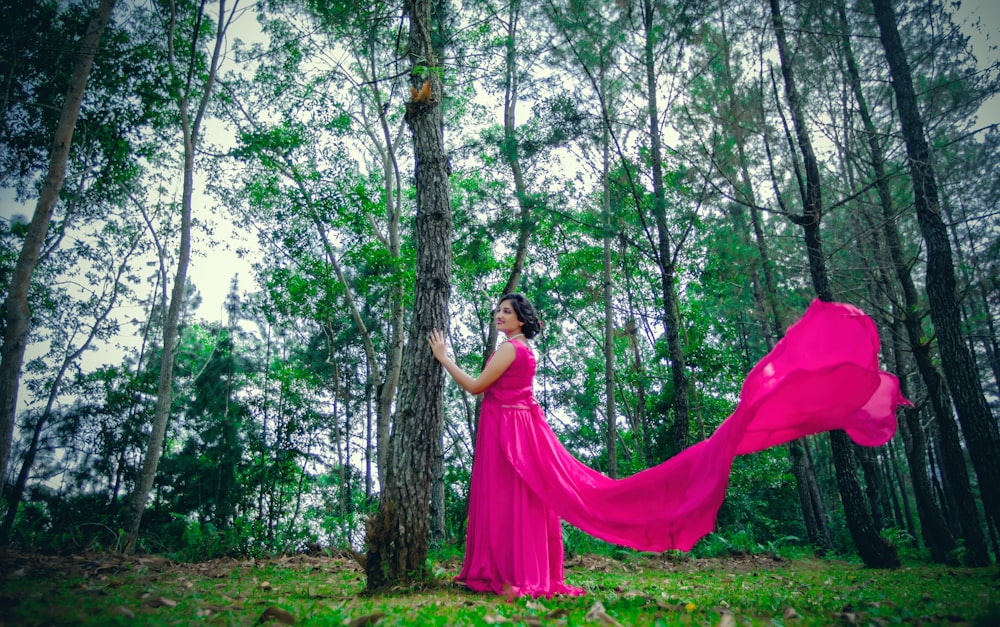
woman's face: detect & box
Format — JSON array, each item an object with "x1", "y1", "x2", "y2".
[{"x1": 495, "y1": 299, "x2": 525, "y2": 337}]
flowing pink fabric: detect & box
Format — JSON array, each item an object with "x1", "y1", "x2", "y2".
[{"x1": 455, "y1": 300, "x2": 907, "y2": 598}]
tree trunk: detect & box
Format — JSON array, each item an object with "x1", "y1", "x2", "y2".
[
  {"x1": 364, "y1": 0, "x2": 452, "y2": 591},
  {"x1": 893, "y1": 336, "x2": 956, "y2": 562},
  {"x1": 760, "y1": 67, "x2": 840, "y2": 557},
  {"x1": 478, "y1": 0, "x2": 536, "y2": 381},
  {"x1": 768, "y1": 0, "x2": 898, "y2": 567},
  {"x1": 857, "y1": 447, "x2": 888, "y2": 530},
  {"x1": 361, "y1": 34, "x2": 406, "y2": 486},
  {"x1": 718, "y1": 7, "x2": 830, "y2": 552},
  {"x1": 624, "y1": 314, "x2": 649, "y2": 467},
  {"x1": 871, "y1": 0, "x2": 1000, "y2": 550},
  {"x1": 471, "y1": 1, "x2": 537, "y2": 467},
  {"x1": 365, "y1": 362, "x2": 373, "y2": 501},
  {"x1": 642, "y1": 0, "x2": 689, "y2": 456},
  {"x1": 834, "y1": 0, "x2": 975, "y2": 564},
  {"x1": 0, "y1": 0, "x2": 117, "y2": 483},
  {"x1": 124, "y1": 0, "x2": 230, "y2": 554},
  {"x1": 600, "y1": 61, "x2": 618, "y2": 478}
]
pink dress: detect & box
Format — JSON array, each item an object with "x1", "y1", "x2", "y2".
[{"x1": 455, "y1": 300, "x2": 907, "y2": 598}]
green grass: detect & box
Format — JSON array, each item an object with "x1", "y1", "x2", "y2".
[{"x1": 1, "y1": 550, "x2": 997, "y2": 625}]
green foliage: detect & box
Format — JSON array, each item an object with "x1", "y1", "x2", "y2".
[
  {"x1": 441, "y1": 463, "x2": 471, "y2": 546},
  {"x1": 692, "y1": 528, "x2": 806, "y2": 561},
  {"x1": 3, "y1": 489, "x2": 129, "y2": 554},
  {"x1": 165, "y1": 515, "x2": 235, "y2": 561},
  {"x1": 0, "y1": 0, "x2": 167, "y2": 201},
  {"x1": 879, "y1": 527, "x2": 922, "y2": 562}
]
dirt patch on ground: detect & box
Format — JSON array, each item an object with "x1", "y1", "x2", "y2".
[
  {"x1": 0, "y1": 548, "x2": 780, "y2": 586},
  {"x1": 0, "y1": 549, "x2": 176, "y2": 580},
  {"x1": 0, "y1": 549, "x2": 369, "y2": 584},
  {"x1": 563, "y1": 551, "x2": 786, "y2": 575}
]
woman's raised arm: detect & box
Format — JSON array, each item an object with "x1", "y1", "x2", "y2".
[{"x1": 428, "y1": 329, "x2": 516, "y2": 395}]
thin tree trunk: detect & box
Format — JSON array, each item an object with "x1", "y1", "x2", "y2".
[
  {"x1": 125, "y1": 0, "x2": 233, "y2": 553},
  {"x1": 360, "y1": 35, "x2": 405, "y2": 486},
  {"x1": 600, "y1": 61, "x2": 618, "y2": 479},
  {"x1": 1, "y1": 237, "x2": 136, "y2": 543},
  {"x1": 0, "y1": 0, "x2": 118, "y2": 482},
  {"x1": 478, "y1": 0, "x2": 536, "y2": 377},
  {"x1": 759, "y1": 92, "x2": 838, "y2": 554},
  {"x1": 364, "y1": 0, "x2": 452, "y2": 591},
  {"x1": 886, "y1": 437, "x2": 917, "y2": 540},
  {"x1": 642, "y1": 0, "x2": 689, "y2": 455},
  {"x1": 940, "y1": 193, "x2": 1000, "y2": 397},
  {"x1": 857, "y1": 447, "x2": 887, "y2": 530},
  {"x1": 258, "y1": 323, "x2": 271, "y2": 525},
  {"x1": 467, "y1": 1, "x2": 538, "y2": 474},
  {"x1": 881, "y1": 253, "x2": 956, "y2": 561},
  {"x1": 718, "y1": 7, "x2": 829, "y2": 552},
  {"x1": 332, "y1": 359, "x2": 346, "y2": 544},
  {"x1": 623, "y1": 308, "x2": 649, "y2": 467},
  {"x1": 871, "y1": 0, "x2": 1000, "y2": 553},
  {"x1": 768, "y1": 0, "x2": 898, "y2": 567},
  {"x1": 943, "y1": 191, "x2": 1000, "y2": 420},
  {"x1": 365, "y1": 361, "x2": 373, "y2": 502}
]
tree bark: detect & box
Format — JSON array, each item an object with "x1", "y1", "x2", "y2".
[
  {"x1": 768, "y1": 0, "x2": 898, "y2": 567},
  {"x1": 718, "y1": 6, "x2": 830, "y2": 552},
  {"x1": 599, "y1": 60, "x2": 618, "y2": 478},
  {"x1": 124, "y1": 0, "x2": 231, "y2": 553},
  {"x1": 478, "y1": 0, "x2": 536, "y2": 422},
  {"x1": 364, "y1": 0, "x2": 452, "y2": 591},
  {"x1": 642, "y1": 0, "x2": 689, "y2": 456},
  {"x1": 871, "y1": 0, "x2": 1000, "y2": 548},
  {"x1": 359, "y1": 33, "x2": 406, "y2": 486},
  {"x1": 0, "y1": 0, "x2": 117, "y2": 484},
  {"x1": 834, "y1": 0, "x2": 973, "y2": 563}
]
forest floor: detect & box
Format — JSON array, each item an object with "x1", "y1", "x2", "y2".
[{"x1": 1, "y1": 548, "x2": 998, "y2": 625}]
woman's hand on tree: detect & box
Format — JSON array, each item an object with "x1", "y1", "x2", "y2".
[{"x1": 428, "y1": 329, "x2": 449, "y2": 363}]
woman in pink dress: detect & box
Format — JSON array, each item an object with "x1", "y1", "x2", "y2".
[{"x1": 429, "y1": 294, "x2": 906, "y2": 599}]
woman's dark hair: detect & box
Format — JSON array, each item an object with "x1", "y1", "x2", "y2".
[{"x1": 499, "y1": 293, "x2": 542, "y2": 339}]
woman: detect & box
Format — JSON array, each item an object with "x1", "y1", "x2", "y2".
[
  {"x1": 429, "y1": 294, "x2": 905, "y2": 598},
  {"x1": 429, "y1": 293, "x2": 581, "y2": 598}
]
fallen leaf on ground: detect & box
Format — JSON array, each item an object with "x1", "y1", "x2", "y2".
[
  {"x1": 585, "y1": 600, "x2": 623, "y2": 627},
  {"x1": 715, "y1": 609, "x2": 736, "y2": 627},
  {"x1": 832, "y1": 611, "x2": 860, "y2": 624},
  {"x1": 346, "y1": 612, "x2": 385, "y2": 627},
  {"x1": 113, "y1": 605, "x2": 134, "y2": 618},
  {"x1": 783, "y1": 606, "x2": 802, "y2": 619},
  {"x1": 258, "y1": 606, "x2": 295, "y2": 624}
]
